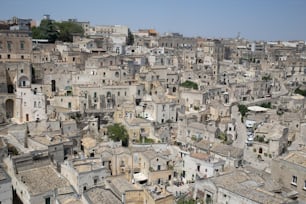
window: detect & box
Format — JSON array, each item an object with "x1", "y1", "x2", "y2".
[
  {"x1": 292, "y1": 176, "x2": 297, "y2": 186},
  {"x1": 7, "y1": 41, "x2": 12, "y2": 51},
  {"x1": 20, "y1": 41, "x2": 25, "y2": 50},
  {"x1": 94, "y1": 178, "x2": 98, "y2": 185},
  {"x1": 20, "y1": 69, "x2": 23, "y2": 73},
  {"x1": 51, "y1": 80, "x2": 56, "y2": 92},
  {"x1": 7, "y1": 54, "x2": 10, "y2": 59},
  {"x1": 304, "y1": 180, "x2": 306, "y2": 190},
  {"x1": 21, "y1": 55, "x2": 24, "y2": 59},
  {"x1": 45, "y1": 197, "x2": 51, "y2": 204},
  {"x1": 0, "y1": 41, "x2": 2, "y2": 49},
  {"x1": 117, "y1": 91, "x2": 120, "y2": 96}
]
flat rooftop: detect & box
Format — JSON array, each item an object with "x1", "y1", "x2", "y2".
[
  {"x1": 145, "y1": 185, "x2": 173, "y2": 201},
  {"x1": 0, "y1": 167, "x2": 9, "y2": 182},
  {"x1": 107, "y1": 176, "x2": 138, "y2": 194},
  {"x1": 17, "y1": 165, "x2": 71, "y2": 196},
  {"x1": 73, "y1": 158, "x2": 105, "y2": 173},
  {"x1": 30, "y1": 134, "x2": 69, "y2": 146},
  {"x1": 85, "y1": 187, "x2": 121, "y2": 204},
  {"x1": 213, "y1": 170, "x2": 291, "y2": 203},
  {"x1": 282, "y1": 151, "x2": 306, "y2": 168}
]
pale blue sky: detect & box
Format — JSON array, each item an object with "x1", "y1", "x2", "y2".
[{"x1": 1, "y1": 0, "x2": 305, "y2": 41}]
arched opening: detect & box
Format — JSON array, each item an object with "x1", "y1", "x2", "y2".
[
  {"x1": 5, "y1": 99, "x2": 14, "y2": 119},
  {"x1": 18, "y1": 76, "x2": 30, "y2": 87},
  {"x1": 259, "y1": 147, "x2": 263, "y2": 154},
  {"x1": 172, "y1": 87, "x2": 176, "y2": 93}
]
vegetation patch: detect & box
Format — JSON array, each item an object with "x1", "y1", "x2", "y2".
[
  {"x1": 260, "y1": 102, "x2": 272, "y2": 109},
  {"x1": 180, "y1": 80, "x2": 198, "y2": 90},
  {"x1": 107, "y1": 123, "x2": 129, "y2": 147},
  {"x1": 294, "y1": 88, "x2": 306, "y2": 97},
  {"x1": 32, "y1": 19, "x2": 84, "y2": 42}
]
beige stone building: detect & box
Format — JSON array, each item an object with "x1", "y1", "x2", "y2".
[
  {"x1": 194, "y1": 167, "x2": 296, "y2": 204},
  {"x1": 272, "y1": 150, "x2": 306, "y2": 201},
  {"x1": 0, "y1": 30, "x2": 32, "y2": 62}
]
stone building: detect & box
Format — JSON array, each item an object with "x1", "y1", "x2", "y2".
[
  {"x1": 61, "y1": 158, "x2": 111, "y2": 194},
  {"x1": 0, "y1": 165, "x2": 12, "y2": 204},
  {"x1": 194, "y1": 167, "x2": 296, "y2": 204},
  {"x1": 181, "y1": 152, "x2": 225, "y2": 183},
  {"x1": 253, "y1": 122, "x2": 288, "y2": 158},
  {"x1": 0, "y1": 30, "x2": 32, "y2": 62},
  {"x1": 271, "y1": 150, "x2": 306, "y2": 201}
]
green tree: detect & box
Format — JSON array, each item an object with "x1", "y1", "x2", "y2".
[
  {"x1": 126, "y1": 28, "x2": 134, "y2": 45},
  {"x1": 260, "y1": 102, "x2": 272, "y2": 109},
  {"x1": 295, "y1": 88, "x2": 306, "y2": 97},
  {"x1": 31, "y1": 19, "x2": 59, "y2": 42},
  {"x1": 31, "y1": 19, "x2": 84, "y2": 43},
  {"x1": 55, "y1": 21, "x2": 84, "y2": 42},
  {"x1": 238, "y1": 104, "x2": 248, "y2": 121},
  {"x1": 262, "y1": 75, "x2": 272, "y2": 81},
  {"x1": 107, "y1": 123, "x2": 129, "y2": 147},
  {"x1": 180, "y1": 80, "x2": 198, "y2": 90}
]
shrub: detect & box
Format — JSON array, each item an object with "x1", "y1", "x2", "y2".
[{"x1": 180, "y1": 80, "x2": 198, "y2": 90}]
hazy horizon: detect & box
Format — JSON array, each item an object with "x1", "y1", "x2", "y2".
[{"x1": 1, "y1": 0, "x2": 305, "y2": 41}]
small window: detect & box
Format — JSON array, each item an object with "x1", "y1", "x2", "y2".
[
  {"x1": 292, "y1": 175, "x2": 297, "y2": 186},
  {"x1": 20, "y1": 69, "x2": 23, "y2": 73},
  {"x1": 45, "y1": 197, "x2": 51, "y2": 204},
  {"x1": 7, "y1": 54, "x2": 10, "y2": 59},
  {"x1": 7, "y1": 41, "x2": 12, "y2": 51},
  {"x1": 20, "y1": 41, "x2": 25, "y2": 50}
]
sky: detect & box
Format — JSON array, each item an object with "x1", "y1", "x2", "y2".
[{"x1": 1, "y1": 0, "x2": 305, "y2": 41}]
